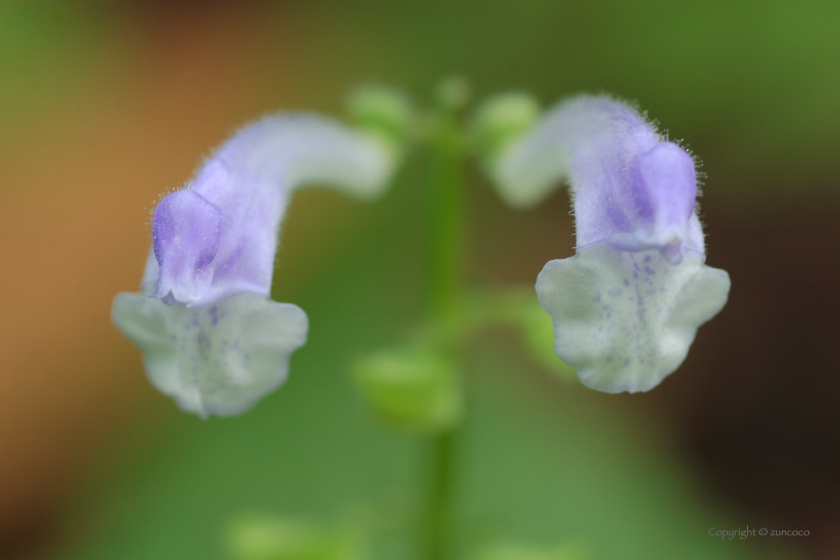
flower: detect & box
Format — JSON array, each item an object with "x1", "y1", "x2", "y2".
[
  {"x1": 113, "y1": 114, "x2": 396, "y2": 417},
  {"x1": 494, "y1": 95, "x2": 731, "y2": 392}
]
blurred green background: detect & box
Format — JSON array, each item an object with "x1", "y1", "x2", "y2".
[{"x1": 1, "y1": 2, "x2": 839, "y2": 559}]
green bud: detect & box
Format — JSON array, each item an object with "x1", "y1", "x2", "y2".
[
  {"x1": 471, "y1": 93, "x2": 540, "y2": 167},
  {"x1": 475, "y1": 542, "x2": 588, "y2": 560},
  {"x1": 520, "y1": 300, "x2": 577, "y2": 382},
  {"x1": 434, "y1": 76, "x2": 471, "y2": 112},
  {"x1": 224, "y1": 514, "x2": 362, "y2": 560},
  {"x1": 353, "y1": 347, "x2": 462, "y2": 432},
  {"x1": 347, "y1": 86, "x2": 413, "y2": 161}
]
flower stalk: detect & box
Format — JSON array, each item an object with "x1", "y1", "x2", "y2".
[{"x1": 422, "y1": 77, "x2": 470, "y2": 560}]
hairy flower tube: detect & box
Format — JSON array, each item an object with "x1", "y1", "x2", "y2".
[
  {"x1": 494, "y1": 95, "x2": 731, "y2": 392},
  {"x1": 113, "y1": 114, "x2": 397, "y2": 417}
]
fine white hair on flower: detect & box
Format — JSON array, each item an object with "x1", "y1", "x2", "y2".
[
  {"x1": 113, "y1": 113, "x2": 397, "y2": 417},
  {"x1": 496, "y1": 95, "x2": 730, "y2": 392}
]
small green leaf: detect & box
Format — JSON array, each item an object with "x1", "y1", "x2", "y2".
[
  {"x1": 353, "y1": 347, "x2": 462, "y2": 433},
  {"x1": 224, "y1": 513, "x2": 362, "y2": 560}
]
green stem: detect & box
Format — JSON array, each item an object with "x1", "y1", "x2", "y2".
[
  {"x1": 426, "y1": 106, "x2": 464, "y2": 320},
  {"x1": 426, "y1": 430, "x2": 455, "y2": 560},
  {"x1": 422, "y1": 79, "x2": 468, "y2": 560}
]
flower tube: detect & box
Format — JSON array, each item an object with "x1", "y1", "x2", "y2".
[
  {"x1": 113, "y1": 114, "x2": 396, "y2": 417},
  {"x1": 495, "y1": 95, "x2": 730, "y2": 392}
]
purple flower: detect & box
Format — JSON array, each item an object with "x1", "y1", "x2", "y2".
[
  {"x1": 495, "y1": 95, "x2": 730, "y2": 392},
  {"x1": 113, "y1": 114, "x2": 396, "y2": 417}
]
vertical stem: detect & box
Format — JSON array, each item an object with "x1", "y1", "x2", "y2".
[
  {"x1": 426, "y1": 107, "x2": 464, "y2": 320},
  {"x1": 426, "y1": 430, "x2": 454, "y2": 560},
  {"x1": 422, "y1": 78, "x2": 468, "y2": 560}
]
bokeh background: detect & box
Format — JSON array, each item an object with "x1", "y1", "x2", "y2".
[{"x1": 2, "y1": 2, "x2": 839, "y2": 559}]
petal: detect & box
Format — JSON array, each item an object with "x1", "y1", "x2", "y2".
[
  {"x1": 494, "y1": 95, "x2": 657, "y2": 209},
  {"x1": 628, "y1": 142, "x2": 697, "y2": 243},
  {"x1": 495, "y1": 96, "x2": 702, "y2": 261},
  {"x1": 212, "y1": 113, "x2": 394, "y2": 200},
  {"x1": 112, "y1": 291, "x2": 308, "y2": 417},
  {"x1": 150, "y1": 189, "x2": 223, "y2": 304},
  {"x1": 151, "y1": 114, "x2": 396, "y2": 308},
  {"x1": 535, "y1": 245, "x2": 730, "y2": 393}
]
